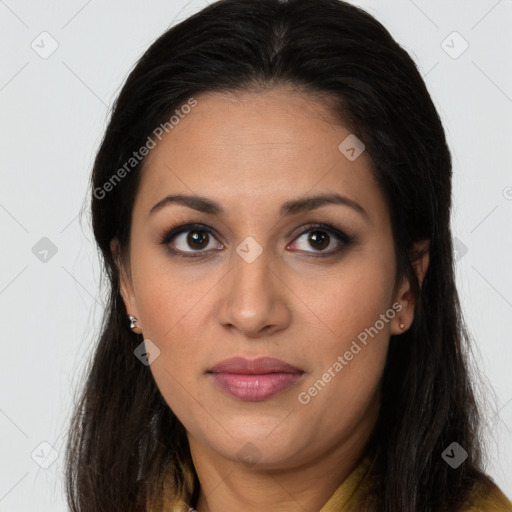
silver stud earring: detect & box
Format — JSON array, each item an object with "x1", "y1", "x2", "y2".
[
  {"x1": 399, "y1": 321, "x2": 406, "y2": 330},
  {"x1": 128, "y1": 315, "x2": 142, "y2": 334}
]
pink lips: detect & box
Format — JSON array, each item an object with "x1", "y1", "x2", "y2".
[{"x1": 207, "y1": 356, "x2": 304, "y2": 401}]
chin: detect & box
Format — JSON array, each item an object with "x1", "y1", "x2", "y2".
[{"x1": 196, "y1": 423, "x2": 309, "y2": 469}]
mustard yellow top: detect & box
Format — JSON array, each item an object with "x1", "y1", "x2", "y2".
[
  {"x1": 318, "y1": 457, "x2": 512, "y2": 512},
  {"x1": 152, "y1": 456, "x2": 512, "y2": 512},
  {"x1": 319, "y1": 456, "x2": 370, "y2": 512}
]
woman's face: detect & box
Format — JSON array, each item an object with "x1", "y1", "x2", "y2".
[{"x1": 118, "y1": 88, "x2": 420, "y2": 470}]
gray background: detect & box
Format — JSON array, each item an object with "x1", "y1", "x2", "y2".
[{"x1": 0, "y1": 0, "x2": 511, "y2": 509}]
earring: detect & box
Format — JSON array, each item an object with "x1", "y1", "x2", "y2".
[
  {"x1": 128, "y1": 315, "x2": 142, "y2": 334},
  {"x1": 399, "y1": 321, "x2": 406, "y2": 330}
]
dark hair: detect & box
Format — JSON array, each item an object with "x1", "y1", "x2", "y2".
[{"x1": 65, "y1": 0, "x2": 492, "y2": 510}]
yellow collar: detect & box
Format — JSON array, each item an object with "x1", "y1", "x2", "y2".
[{"x1": 319, "y1": 457, "x2": 371, "y2": 511}]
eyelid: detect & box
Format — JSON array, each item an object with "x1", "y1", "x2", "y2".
[
  {"x1": 160, "y1": 222, "x2": 223, "y2": 258},
  {"x1": 289, "y1": 222, "x2": 352, "y2": 244},
  {"x1": 287, "y1": 222, "x2": 354, "y2": 255},
  {"x1": 160, "y1": 222, "x2": 220, "y2": 246}
]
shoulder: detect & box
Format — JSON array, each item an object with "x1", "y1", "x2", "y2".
[{"x1": 460, "y1": 475, "x2": 512, "y2": 512}]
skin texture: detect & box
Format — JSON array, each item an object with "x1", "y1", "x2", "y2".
[{"x1": 116, "y1": 88, "x2": 429, "y2": 512}]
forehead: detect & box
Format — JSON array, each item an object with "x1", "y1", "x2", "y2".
[{"x1": 135, "y1": 88, "x2": 387, "y2": 224}]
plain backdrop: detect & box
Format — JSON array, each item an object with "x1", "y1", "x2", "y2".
[{"x1": 0, "y1": 0, "x2": 511, "y2": 510}]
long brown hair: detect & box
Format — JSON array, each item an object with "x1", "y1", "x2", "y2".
[{"x1": 65, "y1": 1, "x2": 493, "y2": 510}]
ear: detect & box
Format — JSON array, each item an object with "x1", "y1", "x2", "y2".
[
  {"x1": 391, "y1": 239, "x2": 430, "y2": 335},
  {"x1": 110, "y1": 238, "x2": 139, "y2": 318}
]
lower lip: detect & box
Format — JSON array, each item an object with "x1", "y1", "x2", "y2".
[{"x1": 209, "y1": 372, "x2": 304, "y2": 401}]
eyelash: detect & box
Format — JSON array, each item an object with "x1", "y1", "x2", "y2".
[{"x1": 159, "y1": 221, "x2": 355, "y2": 259}]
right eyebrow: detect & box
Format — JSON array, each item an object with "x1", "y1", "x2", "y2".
[{"x1": 149, "y1": 194, "x2": 223, "y2": 216}]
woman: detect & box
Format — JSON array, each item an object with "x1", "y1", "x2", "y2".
[{"x1": 64, "y1": 0, "x2": 512, "y2": 510}]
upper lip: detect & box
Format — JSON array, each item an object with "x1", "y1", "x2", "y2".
[{"x1": 208, "y1": 356, "x2": 303, "y2": 375}]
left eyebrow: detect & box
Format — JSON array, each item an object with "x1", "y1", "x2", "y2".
[
  {"x1": 149, "y1": 192, "x2": 369, "y2": 221},
  {"x1": 279, "y1": 193, "x2": 369, "y2": 220}
]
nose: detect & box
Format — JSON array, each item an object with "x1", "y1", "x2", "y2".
[{"x1": 216, "y1": 245, "x2": 292, "y2": 338}]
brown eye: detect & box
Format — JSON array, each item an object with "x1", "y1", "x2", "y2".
[
  {"x1": 186, "y1": 230, "x2": 209, "y2": 250},
  {"x1": 307, "y1": 231, "x2": 330, "y2": 251},
  {"x1": 289, "y1": 223, "x2": 353, "y2": 256},
  {"x1": 162, "y1": 224, "x2": 224, "y2": 256},
  {"x1": 294, "y1": 229, "x2": 336, "y2": 252}
]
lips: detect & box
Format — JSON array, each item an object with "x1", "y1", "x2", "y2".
[
  {"x1": 209, "y1": 356, "x2": 302, "y2": 374},
  {"x1": 207, "y1": 356, "x2": 305, "y2": 401}
]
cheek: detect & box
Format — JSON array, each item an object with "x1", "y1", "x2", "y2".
[
  {"x1": 132, "y1": 270, "x2": 211, "y2": 430},
  {"x1": 128, "y1": 248, "x2": 216, "y2": 407},
  {"x1": 296, "y1": 253, "x2": 395, "y2": 360},
  {"x1": 130, "y1": 242, "x2": 213, "y2": 342},
  {"x1": 133, "y1": 280, "x2": 211, "y2": 390},
  {"x1": 291, "y1": 253, "x2": 394, "y2": 420}
]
